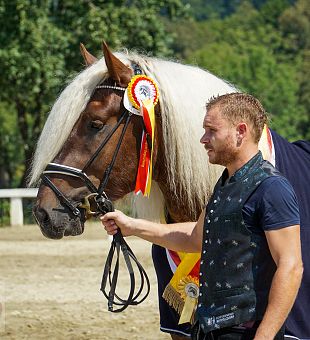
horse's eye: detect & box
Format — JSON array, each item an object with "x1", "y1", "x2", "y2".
[{"x1": 90, "y1": 120, "x2": 104, "y2": 130}]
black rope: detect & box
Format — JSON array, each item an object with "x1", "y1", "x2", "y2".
[{"x1": 100, "y1": 210, "x2": 150, "y2": 312}]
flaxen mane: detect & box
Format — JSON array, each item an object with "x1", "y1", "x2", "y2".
[{"x1": 29, "y1": 52, "x2": 238, "y2": 220}]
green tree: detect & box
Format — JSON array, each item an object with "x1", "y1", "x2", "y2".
[
  {"x1": 183, "y1": 1, "x2": 308, "y2": 140},
  {"x1": 0, "y1": 1, "x2": 69, "y2": 186},
  {"x1": 279, "y1": 0, "x2": 310, "y2": 138},
  {"x1": 0, "y1": 0, "x2": 186, "y2": 187},
  {"x1": 0, "y1": 102, "x2": 23, "y2": 188}
]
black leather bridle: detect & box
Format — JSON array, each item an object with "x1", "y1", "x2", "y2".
[{"x1": 40, "y1": 70, "x2": 150, "y2": 312}]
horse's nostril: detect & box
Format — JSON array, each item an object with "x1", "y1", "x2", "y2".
[{"x1": 34, "y1": 206, "x2": 50, "y2": 225}]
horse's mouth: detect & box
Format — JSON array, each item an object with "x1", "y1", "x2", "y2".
[
  {"x1": 33, "y1": 205, "x2": 85, "y2": 239},
  {"x1": 40, "y1": 225, "x2": 66, "y2": 239},
  {"x1": 39, "y1": 221, "x2": 85, "y2": 239},
  {"x1": 64, "y1": 222, "x2": 85, "y2": 237}
]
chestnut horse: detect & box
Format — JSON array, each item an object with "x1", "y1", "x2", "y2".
[{"x1": 30, "y1": 43, "x2": 309, "y2": 339}]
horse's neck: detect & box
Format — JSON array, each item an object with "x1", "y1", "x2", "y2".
[
  {"x1": 156, "y1": 180, "x2": 199, "y2": 223},
  {"x1": 153, "y1": 120, "x2": 203, "y2": 223}
]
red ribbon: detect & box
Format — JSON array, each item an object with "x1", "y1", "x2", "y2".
[{"x1": 134, "y1": 101, "x2": 154, "y2": 196}]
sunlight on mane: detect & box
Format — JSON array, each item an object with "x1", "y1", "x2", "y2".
[{"x1": 29, "y1": 50, "x2": 238, "y2": 220}]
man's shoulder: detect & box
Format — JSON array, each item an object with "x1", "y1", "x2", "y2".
[
  {"x1": 246, "y1": 175, "x2": 296, "y2": 212},
  {"x1": 249, "y1": 175, "x2": 300, "y2": 231},
  {"x1": 258, "y1": 174, "x2": 295, "y2": 196}
]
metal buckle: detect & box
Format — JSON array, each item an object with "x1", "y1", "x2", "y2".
[
  {"x1": 78, "y1": 193, "x2": 99, "y2": 218},
  {"x1": 78, "y1": 193, "x2": 114, "y2": 218}
]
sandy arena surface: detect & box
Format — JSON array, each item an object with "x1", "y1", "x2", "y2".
[{"x1": 0, "y1": 223, "x2": 171, "y2": 339}]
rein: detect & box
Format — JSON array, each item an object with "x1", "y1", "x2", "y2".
[{"x1": 41, "y1": 78, "x2": 150, "y2": 312}]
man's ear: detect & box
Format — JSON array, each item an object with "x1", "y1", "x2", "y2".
[
  {"x1": 236, "y1": 122, "x2": 248, "y2": 146},
  {"x1": 237, "y1": 123, "x2": 247, "y2": 137}
]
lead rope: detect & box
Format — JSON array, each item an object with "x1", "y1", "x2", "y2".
[{"x1": 99, "y1": 204, "x2": 150, "y2": 312}]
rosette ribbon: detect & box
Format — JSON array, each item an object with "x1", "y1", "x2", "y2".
[
  {"x1": 134, "y1": 98, "x2": 155, "y2": 196},
  {"x1": 124, "y1": 74, "x2": 158, "y2": 197},
  {"x1": 163, "y1": 251, "x2": 201, "y2": 324}
]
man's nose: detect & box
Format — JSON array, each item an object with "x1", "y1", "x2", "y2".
[{"x1": 200, "y1": 133, "x2": 209, "y2": 144}]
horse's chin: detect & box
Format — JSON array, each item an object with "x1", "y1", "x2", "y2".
[
  {"x1": 33, "y1": 205, "x2": 85, "y2": 239},
  {"x1": 38, "y1": 219, "x2": 84, "y2": 239},
  {"x1": 38, "y1": 219, "x2": 85, "y2": 239}
]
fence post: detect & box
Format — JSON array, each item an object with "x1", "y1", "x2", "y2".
[
  {"x1": 10, "y1": 197, "x2": 23, "y2": 226},
  {"x1": 0, "y1": 188, "x2": 38, "y2": 226}
]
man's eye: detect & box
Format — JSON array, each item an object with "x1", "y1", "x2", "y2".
[
  {"x1": 207, "y1": 127, "x2": 216, "y2": 132},
  {"x1": 90, "y1": 120, "x2": 104, "y2": 130}
]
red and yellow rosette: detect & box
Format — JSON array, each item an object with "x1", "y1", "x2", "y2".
[
  {"x1": 178, "y1": 275, "x2": 200, "y2": 324},
  {"x1": 127, "y1": 75, "x2": 159, "y2": 110},
  {"x1": 126, "y1": 75, "x2": 159, "y2": 197},
  {"x1": 163, "y1": 251, "x2": 201, "y2": 325}
]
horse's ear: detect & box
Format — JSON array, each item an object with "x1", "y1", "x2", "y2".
[
  {"x1": 102, "y1": 41, "x2": 132, "y2": 87},
  {"x1": 80, "y1": 43, "x2": 98, "y2": 66}
]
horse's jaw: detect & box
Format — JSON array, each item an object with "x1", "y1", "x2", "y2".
[{"x1": 33, "y1": 204, "x2": 85, "y2": 239}]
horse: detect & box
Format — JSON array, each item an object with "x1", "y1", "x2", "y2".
[{"x1": 30, "y1": 42, "x2": 310, "y2": 340}]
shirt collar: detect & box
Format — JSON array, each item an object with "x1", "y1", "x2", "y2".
[{"x1": 221, "y1": 151, "x2": 263, "y2": 185}]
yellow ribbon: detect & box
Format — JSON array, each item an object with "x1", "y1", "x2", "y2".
[
  {"x1": 143, "y1": 98, "x2": 155, "y2": 196},
  {"x1": 163, "y1": 252, "x2": 200, "y2": 324},
  {"x1": 179, "y1": 295, "x2": 198, "y2": 324},
  {"x1": 177, "y1": 275, "x2": 200, "y2": 324},
  {"x1": 169, "y1": 252, "x2": 200, "y2": 290}
]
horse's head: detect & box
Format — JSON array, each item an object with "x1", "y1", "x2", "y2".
[{"x1": 33, "y1": 43, "x2": 151, "y2": 239}]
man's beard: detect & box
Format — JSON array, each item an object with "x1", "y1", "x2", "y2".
[{"x1": 206, "y1": 137, "x2": 238, "y2": 167}]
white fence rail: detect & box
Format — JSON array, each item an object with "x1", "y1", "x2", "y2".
[{"x1": 0, "y1": 188, "x2": 38, "y2": 226}]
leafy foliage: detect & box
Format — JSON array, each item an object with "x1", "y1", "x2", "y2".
[
  {"x1": 171, "y1": 0, "x2": 309, "y2": 140},
  {"x1": 0, "y1": 0, "x2": 185, "y2": 187},
  {"x1": 0, "y1": 0, "x2": 308, "y2": 188}
]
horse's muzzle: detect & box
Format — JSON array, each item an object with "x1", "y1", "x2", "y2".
[{"x1": 33, "y1": 205, "x2": 84, "y2": 239}]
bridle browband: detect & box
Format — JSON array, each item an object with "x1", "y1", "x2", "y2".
[
  {"x1": 40, "y1": 67, "x2": 150, "y2": 312},
  {"x1": 96, "y1": 85, "x2": 127, "y2": 91}
]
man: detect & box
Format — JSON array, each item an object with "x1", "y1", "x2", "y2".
[{"x1": 101, "y1": 93, "x2": 303, "y2": 340}]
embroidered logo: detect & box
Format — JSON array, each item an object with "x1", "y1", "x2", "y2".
[
  {"x1": 207, "y1": 312, "x2": 235, "y2": 328},
  {"x1": 215, "y1": 312, "x2": 235, "y2": 324}
]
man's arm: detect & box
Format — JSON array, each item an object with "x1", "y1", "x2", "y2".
[
  {"x1": 254, "y1": 224, "x2": 303, "y2": 340},
  {"x1": 100, "y1": 208, "x2": 206, "y2": 253}
]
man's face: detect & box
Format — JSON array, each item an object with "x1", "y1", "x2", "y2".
[{"x1": 200, "y1": 106, "x2": 238, "y2": 166}]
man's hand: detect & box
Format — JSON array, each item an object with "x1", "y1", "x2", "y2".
[
  {"x1": 100, "y1": 209, "x2": 204, "y2": 253},
  {"x1": 100, "y1": 210, "x2": 134, "y2": 237}
]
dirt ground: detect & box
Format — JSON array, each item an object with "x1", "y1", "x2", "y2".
[{"x1": 0, "y1": 223, "x2": 171, "y2": 339}]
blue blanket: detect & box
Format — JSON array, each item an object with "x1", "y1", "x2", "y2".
[{"x1": 271, "y1": 129, "x2": 310, "y2": 339}]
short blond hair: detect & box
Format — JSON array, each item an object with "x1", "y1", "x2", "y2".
[{"x1": 206, "y1": 93, "x2": 268, "y2": 143}]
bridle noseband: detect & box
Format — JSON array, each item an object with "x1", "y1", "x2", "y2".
[
  {"x1": 40, "y1": 67, "x2": 150, "y2": 312},
  {"x1": 41, "y1": 102, "x2": 130, "y2": 218}
]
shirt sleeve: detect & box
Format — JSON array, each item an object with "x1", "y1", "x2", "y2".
[{"x1": 244, "y1": 176, "x2": 300, "y2": 231}]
